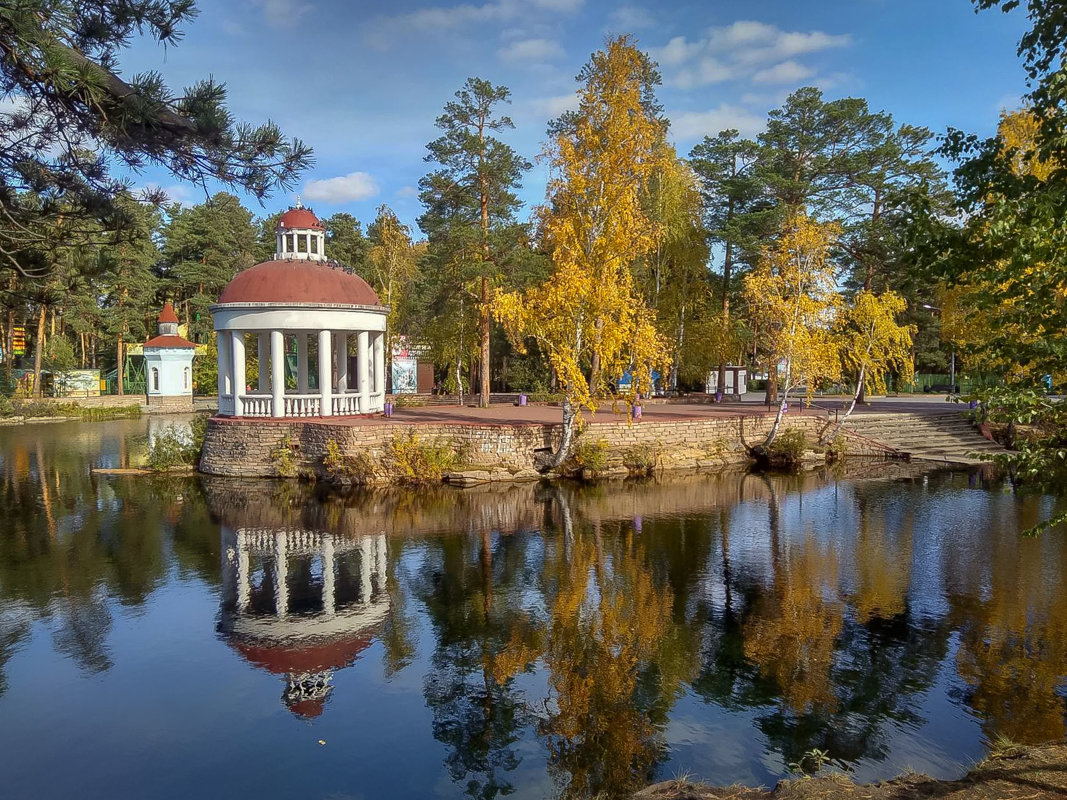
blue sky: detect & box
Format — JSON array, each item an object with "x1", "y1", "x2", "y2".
[{"x1": 123, "y1": 0, "x2": 1031, "y2": 230}]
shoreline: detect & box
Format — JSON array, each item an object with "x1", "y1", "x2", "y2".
[{"x1": 635, "y1": 743, "x2": 1067, "y2": 800}]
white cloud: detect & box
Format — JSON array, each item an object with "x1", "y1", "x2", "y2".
[
  {"x1": 498, "y1": 37, "x2": 565, "y2": 63},
  {"x1": 526, "y1": 93, "x2": 579, "y2": 118},
  {"x1": 303, "y1": 172, "x2": 379, "y2": 204},
  {"x1": 608, "y1": 5, "x2": 655, "y2": 32},
  {"x1": 668, "y1": 105, "x2": 766, "y2": 142},
  {"x1": 395, "y1": 186, "x2": 419, "y2": 199},
  {"x1": 365, "y1": 0, "x2": 582, "y2": 49},
  {"x1": 254, "y1": 0, "x2": 313, "y2": 29},
  {"x1": 752, "y1": 60, "x2": 815, "y2": 85},
  {"x1": 650, "y1": 21, "x2": 850, "y2": 89},
  {"x1": 672, "y1": 57, "x2": 734, "y2": 89}
]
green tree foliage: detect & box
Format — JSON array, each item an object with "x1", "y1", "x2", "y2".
[
  {"x1": 0, "y1": 0, "x2": 310, "y2": 278},
  {"x1": 101, "y1": 196, "x2": 160, "y2": 395},
  {"x1": 160, "y1": 193, "x2": 256, "y2": 342},
  {"x1": 419, "y1": 78, "x2": 531, "y2": 406}
]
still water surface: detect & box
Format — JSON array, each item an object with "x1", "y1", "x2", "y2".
[{"x1": 0, "y1": 418, "x2": 1065, "y2": 799}]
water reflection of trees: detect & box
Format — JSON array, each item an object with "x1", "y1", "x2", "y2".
[
  {"x1": 4, "y1": 423, "x2": 1067, "y2": 796},
  {"x1": 0, "y1": 421, "x2": 219, "y2": 688}
]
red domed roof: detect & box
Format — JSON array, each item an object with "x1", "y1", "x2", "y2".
[
  {"x1": 218, "y1": 260, "x2": 383, "y2": 306},
  {"x1": 233, "y1": 633, "x2": 374, "y2": 675},
  {"x1": 278, "y1": 207, "x2": 324, "y2": 230}
]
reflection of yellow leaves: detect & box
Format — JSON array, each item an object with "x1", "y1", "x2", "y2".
[
  {"x1": 955, "y1": 531, "x2": 1067, "y2": 744},
  {"x1": 744, "y1": 542, "x2": 843, "y2": 714},
  {"x1": 491, "y1": 614, "x2": 544, "y2": 685},
  {"x1": 541, "y1": 530, "x2": 682, "y2": 798},
  {"x1": 852, "y1": 510, "x2": 911, "y2": 622}
]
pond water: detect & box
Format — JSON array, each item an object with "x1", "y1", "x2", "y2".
[{"x1": 1, "y1": 418, "x2": 1065, "y2": 799}]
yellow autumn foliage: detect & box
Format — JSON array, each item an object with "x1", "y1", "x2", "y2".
[
  {"x1": 744, "y1": 211, "x2": 841, "y2": 401},
  {"x1": 494, "y1": 36, "x2": 671, "y2": 453},
  {"x1": 836, "y1": 290, "x2": 916, "y2": 396}
]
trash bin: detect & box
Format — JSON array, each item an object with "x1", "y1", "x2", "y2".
[
  {"x1": 633, "y1": 405, "x2": 643, "y2": 421},
  {"x1": 384, "y1": 402, "x2": 394, "y2": 417},
  {"x1": 714, "y1": 390, "x2": 723, "y2": 403},
  {"x1": 519, "y1": 394, "x2": 527, "y2": 406}
]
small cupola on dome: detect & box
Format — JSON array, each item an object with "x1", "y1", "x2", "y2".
[
  {"x1": 276, "y1": 199, "x2": 326, "y2": 261},
  {"x1": 157, "y1": 301, "x2": 180, "y2": 336}
]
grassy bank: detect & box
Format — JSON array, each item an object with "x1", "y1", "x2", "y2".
[
  {"x1": 0, "y1": 398, "x2": 143, "y2": 422},
  {"x1": 635, "y1": 742, "x2": 1067, "y2": 800}
]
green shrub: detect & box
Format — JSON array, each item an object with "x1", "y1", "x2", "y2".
[
  {"x1": 825, "y1": 434, "x2": 848, "y2": 463},
  {"x1": 0, "y1": 396, "x2": 14, "y2": 417},
  {"x1": 385, "y1": 430, "x2": 459, "y2": 484},
  {"x1": 146, "y1": 426, "x2": 199, "y2": 471},
  {"x1": 565, "y1": 438, "x2": 609, "y2": 476},
  {"x1": 768, "y1": 428, "x2": 807, "y2": 465},
  {"x1": 322, "y1": 438, "x2": 375, "y2": 483},
  {"x1": 623, "y1": 442, "x2": 660, "y2": 475},
  {"x1": 271, "y1": 434, "x2": 297, "y2": 477}
]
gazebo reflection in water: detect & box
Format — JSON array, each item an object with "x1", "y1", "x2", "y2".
[{"x1": 218, "y1": 525, "x2": 388, "y2": 718}]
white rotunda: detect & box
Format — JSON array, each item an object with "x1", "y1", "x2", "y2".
[{"x1": 211, "y1": 204, "x2": 388, "y2": 418}]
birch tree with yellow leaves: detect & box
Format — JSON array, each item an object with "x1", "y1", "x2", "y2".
[
  {"x1": 833, "y1": 290, "x2": 915, "y2": 428},
  {"x1": 743, "y1": 211, "x2": 841, "y2": 447},
  {"x1": 495, "y1": 36, "x2": 671, "y2": 466}
]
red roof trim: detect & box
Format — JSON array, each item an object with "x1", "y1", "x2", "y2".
[{"x1": 144, "y1": 334, "x2": 196, "y2": 349}]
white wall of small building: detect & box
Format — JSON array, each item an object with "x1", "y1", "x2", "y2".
[{"x1": 144, "y1": 348, "x2": 195, "y2": 396}]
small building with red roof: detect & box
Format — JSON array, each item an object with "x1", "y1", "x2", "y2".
[{"x1": 143, "y1": 301, "x2": 196, "y2": 411}]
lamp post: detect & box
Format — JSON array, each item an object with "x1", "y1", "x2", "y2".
[{"x1": 921, "y1": 303, "x2": 955, "y2": 392}]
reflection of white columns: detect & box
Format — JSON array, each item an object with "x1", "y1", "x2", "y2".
[
  {"x1": 232, "y1": 331, "x2": 246, "y2": 404},
  {"x1": 275, "y1": 530, "x2": 289, "y2": 618},
  {"x1": 270, "y1": 329, "x2": 285, "y2": 418},
  {"x1": 335, "y1": 333, "x2": 348, "y2": 393},
  {"x1": 375, "y1": 534, "x2": 387, "y2": 589},
  {"x1": 318, "y1": 329, "x2": 333, "y2": 416},
  {"x1": 258, "y1": 333, "x2": 269, "y2": 392},
  {"x1": 358, "y1": 330, "x2": 370, "y2": 413},
  {"x1": 297, "y1": 333, "x2": 309, "y2": 393},
  {"x1": 359, "y1": 538, "x2": 371, "y2": 603},
  {"x1": 236, "y1": 530, "x2": 249, "y2": 612},
  {"x1": 373, "y1": 333, "x2": 385, "y2": 401},
  {"x1": 217, "y1": 331, "x2": 232, "y2": 398},
  {"x1": 322, "y1": 536, "x2": 335, "y2": 617}
]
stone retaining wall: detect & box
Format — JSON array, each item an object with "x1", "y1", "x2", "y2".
[{"x1": 200, "y1": 413, "x2": 890, "y2": 479}]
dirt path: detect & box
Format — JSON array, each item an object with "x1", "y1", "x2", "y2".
[{"x1": 635, "y1": 744, "x2": 1067, "y2": 800}]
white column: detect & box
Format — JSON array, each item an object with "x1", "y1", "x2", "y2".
[
  {"x1": 373, "y1": 332, "x2": 385, "y2": 404},
  {"x1": 297, "y1": 333, "x2": 309, "y2": 393},
  {"x1": 375, "y1": 533, "x2": 387, "y2": 586},
  {"x1": 257, "y1": 333, "x2": 269, "y2": 392},
  {"x1": 318, "y1": 329, "x2": 333, "y2": 416},
  {"x1": 359, "y1": 537, "x2": 371, "y2": 603},
  {"x1": 274, "y1": 530, "x2": 288, "y2": 618},
  {"x1": 217, "y1": 331, "x2": 232, "y2": 399},
  {"x1": 334, "y1": 332, "x2": 348, "y2": 394},
  {"x1": 322, "y1": 536, "x2": 335, "y2": 617},
  {"x1": 236, "y1": 529, "x2": 249, "y2": 612},
  {"x1": 270, "y1": 329, "x2": 285, "y2": 418},
  {"x1": 358, "y1": 330, "x2": 370, "y2": 413},
  {"x1": 231, "y1": 331, "x2": 246, "y2": 413}
]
